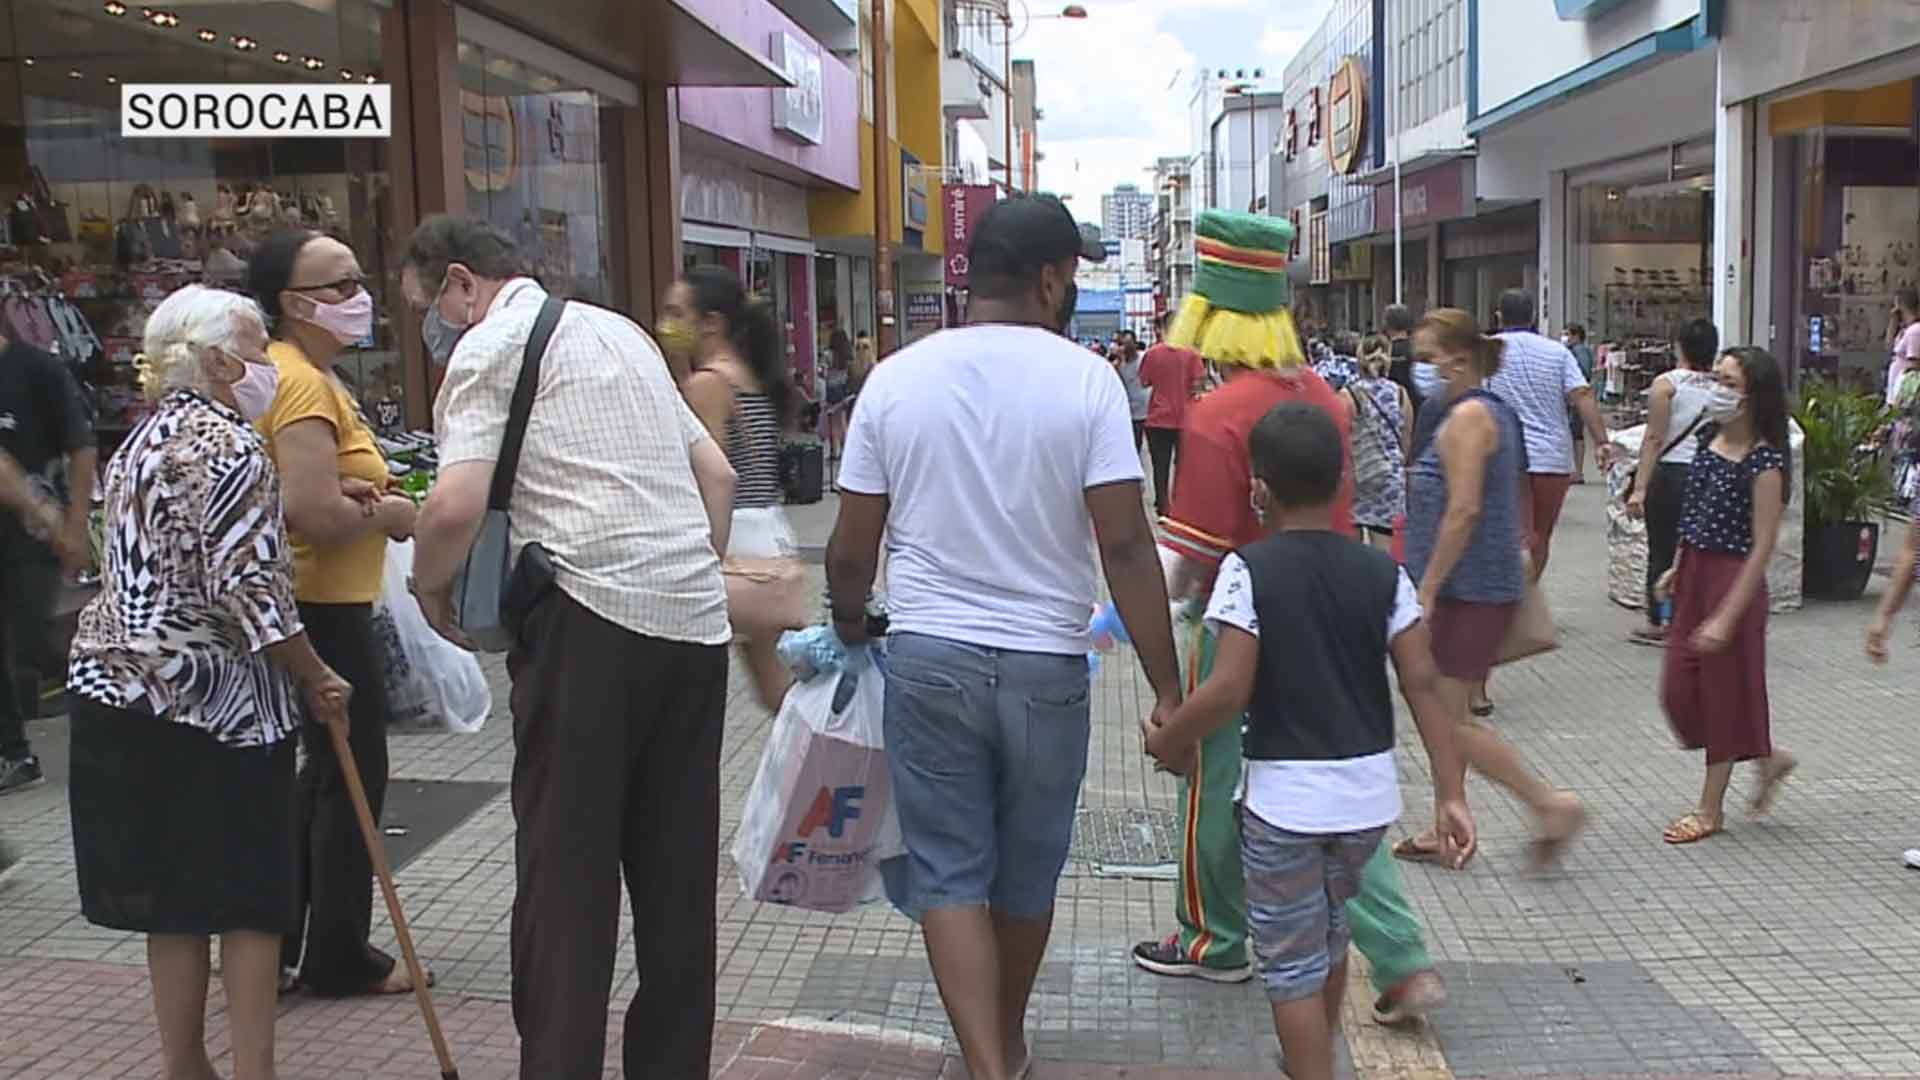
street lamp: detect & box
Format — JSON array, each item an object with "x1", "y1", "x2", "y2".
[{"x1": 959, "y1": 0, "x2": 1088, "y2": 193}]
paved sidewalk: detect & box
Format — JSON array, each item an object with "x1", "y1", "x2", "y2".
[{"x1": 3, "y1": 483, "x2": 1920, "y2": 1077}]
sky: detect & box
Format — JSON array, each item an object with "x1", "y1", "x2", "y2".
[{"x1": 1015, "y1": 0, "x2": 1331, "y2": 218}]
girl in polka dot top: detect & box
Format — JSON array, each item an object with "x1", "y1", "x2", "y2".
[{"x1": 1653, "y1": 346, "x2": 1798, "y2": 846}]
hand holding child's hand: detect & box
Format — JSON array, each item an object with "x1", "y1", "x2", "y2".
[{"x1": 1433, "y1": 798, "x2": 1477, "y2": 870}]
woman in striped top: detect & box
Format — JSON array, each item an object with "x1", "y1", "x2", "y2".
[{"x1": 669, "y1": 267, "x2": 802, "y2": 711}]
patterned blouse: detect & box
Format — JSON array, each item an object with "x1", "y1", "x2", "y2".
[
  {"x1": 1677, "y1": 435, "x2": 1786, "y2": 556},
  {"x1": 67, "y1": 390, "x2": 304, "y2": 747}
]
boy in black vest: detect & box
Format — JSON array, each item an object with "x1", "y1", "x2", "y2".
[{"x1": 1145, "y1": 402, "x2": 1475, "y2": 1080}]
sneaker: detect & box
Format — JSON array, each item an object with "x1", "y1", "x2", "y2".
[
  {"x1": 0, "y1": 756, "x2": 43, "y2": 797},
  {"x1": 1904, "y1": 848, "x2": 1920, "y2": 870},
  {"x1": 1131, "y1": 935, "x2": 1254, "y2": 983},
  {"x1": 1372, "y1": 969, "x2": 1448, "y2": 1026}
]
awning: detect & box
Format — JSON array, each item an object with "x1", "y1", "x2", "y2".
[{"x1": 464, "y1": 0, "x2": 795, "y2": 88}]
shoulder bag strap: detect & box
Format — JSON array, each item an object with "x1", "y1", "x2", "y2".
[
  {"x1": 488, "y1": 296, "x2": 565, "y2": 512},
  {"x1": 1658, "y1": 400, "x2": 1708, "y2": 463}
]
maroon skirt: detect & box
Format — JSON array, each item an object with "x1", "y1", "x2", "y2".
[
  {"x1": 1660, "y1": 547, "x2": 1771, "y2": 764},
  {"x1": 1428, "y1": 599, "x2": 1518, "y2": 683}
]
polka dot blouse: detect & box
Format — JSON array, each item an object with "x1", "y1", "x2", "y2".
[{"x1": 1677, "y1": 436, "x2": 1786, "y2": 556}]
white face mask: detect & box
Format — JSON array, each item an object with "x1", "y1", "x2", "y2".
[
  {"x1": 1706, "y1": 385, "x2": 1744, "y2": 423},
  {"x1": 229, "y1": 358, "x2": 281, "y2": 421},
  {"x1": 1412, "y1": 361, "x2": 1448, "y2": 401}
]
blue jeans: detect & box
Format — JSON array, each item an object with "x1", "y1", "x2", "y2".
[{"x1": 880, "y1": 632, "x2": 1090, "y2": 921}]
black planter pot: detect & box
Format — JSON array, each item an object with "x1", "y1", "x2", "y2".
[{"x1": 1803, "y1": 521, "x2": 1880, "y2": 601}]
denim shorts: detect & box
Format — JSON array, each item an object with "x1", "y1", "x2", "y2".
[
  {"x1": 880, "y1": 632, "x2": 1091, "y2": 921},
  {"x1": 1240, "y1": 810, "x2": 1386, "y2": 1003}
]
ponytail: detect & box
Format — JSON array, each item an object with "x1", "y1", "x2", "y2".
[
  {"x1": 1479, "y1": 335, "x2": 1506, "y2": 378},
  {"x1": 684, "y1": 265, "x2": 795, "y2": 428}
]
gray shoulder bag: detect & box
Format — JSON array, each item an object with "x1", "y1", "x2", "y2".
[{"x1": 454, "y1": 296, "x2": 566, "y2": 653}]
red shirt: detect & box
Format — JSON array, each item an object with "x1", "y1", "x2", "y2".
[
  {"x1": 1160, "y1": 369, "x2": 1354, "y2": 569},
  {"x1": 1138, "y1": 343, "x2": 1204, "y2": 430}
]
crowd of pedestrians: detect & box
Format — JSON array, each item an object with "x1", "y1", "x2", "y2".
[{"x1": 0, "y1": 190, "x2": 1904, "y2": 1080}]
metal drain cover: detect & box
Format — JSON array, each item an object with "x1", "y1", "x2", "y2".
[{"x1": 1070, "y1": 807, "x2": 1180, "y2": 876}]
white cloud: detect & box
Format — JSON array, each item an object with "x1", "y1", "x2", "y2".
[
  {"x1": 1019, "y1": 0, "x2": 1197, "y2": 215},
  {"x1": 1257, "y1": 24, "x2": 1308, "y2": 66}
]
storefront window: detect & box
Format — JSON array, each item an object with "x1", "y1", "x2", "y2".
[
  {"x1": 457, "y1": 8, "x2": 631, "y2": 307},
  {"x1": 1782, "y1": 127, "x2": 1920, "y2": 393},
  {"x1": 1570, "y1": 183, "x2": 1711, "y2": 344},
  {"x1": 1, "y1": 0, "x2": 393, "y2": 437}
]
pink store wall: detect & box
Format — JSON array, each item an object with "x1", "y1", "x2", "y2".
[{"x1": 675, "y1": 0, "x2": 860, "y2": 190}]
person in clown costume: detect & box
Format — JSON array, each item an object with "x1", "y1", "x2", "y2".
[{"x1": 1131, "y1": 210, "x2": 1460, "y2": 1027}]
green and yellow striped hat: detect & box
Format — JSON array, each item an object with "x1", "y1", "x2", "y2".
[
  {"x1": 1192, "y1": 210, "x2": 1293, "y2": 313},
  {"x1": 1167, "y1": 210, "x2": 1304, "y2": 370}
]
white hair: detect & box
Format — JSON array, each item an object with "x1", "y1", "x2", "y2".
[{"x1": 137, "y1": 285, "x2": 267, "y2": 404}]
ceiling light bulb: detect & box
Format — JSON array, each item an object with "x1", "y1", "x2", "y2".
[
  {"x1": 104, "y1": 2, "x2": 127, "y2": 16},
  {"x1": 22, "y1": 57, "x2": 33, "y2": 66},
  {"x1": 363, "y1": 72, "x2": 378, "y2": 84},
  {"x1": 67, "y1": 69, "x2": 82, "y2": 79},
  {"x1": 338, "y1": 67, "x2": 353, "y2": 80},
  {"x1": 302, "y1": 56, "x2": 323, "y2": 70},
  {"x1": 106, "y1": 75, "x2": 117, "y2": 83},
  {"x1": 196, "y1": 28, "x2": 216, "y2": 41},
  {"x1": 231, "y1": 35, "x2": 257, "y2": 50},
  {"x1": 272, "y1": 50, "x2": 290, "y2": 63}
]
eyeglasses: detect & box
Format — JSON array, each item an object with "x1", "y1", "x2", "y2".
[{"x1": 289, "y1": 276, "x2": 368, "y2": 298}]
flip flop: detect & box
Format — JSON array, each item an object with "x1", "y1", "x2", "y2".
[
  {"x1": 1391, "y1": 834, "x2": 1457, "y2": 866},
  {"x1": 1748, "y1": 755, "x2": 1797, "y2": 817},
  {"x1": 1469, "y1": 701, "x2": 1495, "y2": 718},
  {"x1": 1662, "y1": 812, "x2": 1722, "y2": 845}
]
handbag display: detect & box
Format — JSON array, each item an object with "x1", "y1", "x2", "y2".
[
  {"x1": 29, "y1": 168, "x2": 71, "y2": 244},
  {"x1": 453, "y1": 296, "x2": 567, "y2": 653}
]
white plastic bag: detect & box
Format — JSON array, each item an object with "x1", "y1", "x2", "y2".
[
  {"x1": 375, "y1": 540, "x2": 492, "y2": 733},
  {"x1": 731, "y1": 652, "x2": 902, "y2": 913}
]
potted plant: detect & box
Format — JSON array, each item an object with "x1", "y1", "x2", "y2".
[{"x1": 1794, "y1": 381, "x2": 1895, "y2": 601}]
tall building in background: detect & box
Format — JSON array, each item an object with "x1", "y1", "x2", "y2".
[
  {"x1": 1149, "y1": 157, "x2": 1195, "y2": 319},
  {"x1": 1102, "y1": 183, "x2": 1154, "y2": 241}
]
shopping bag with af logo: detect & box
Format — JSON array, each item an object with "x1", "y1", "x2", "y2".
[{"x1": 732, "y1": 648, "x2": 901, "y2": 913}]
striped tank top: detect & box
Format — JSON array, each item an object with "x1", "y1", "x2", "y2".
[{"x1": 725, "y1": 390, "x2": 784, "y2": 509}]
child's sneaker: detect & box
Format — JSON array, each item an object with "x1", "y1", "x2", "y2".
[{"x1": 1130, "y1": 935, "x2": 1253, "y2": 983}]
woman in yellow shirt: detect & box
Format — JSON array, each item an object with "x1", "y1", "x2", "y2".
[{"x1": 250, "y1": 230, "x2": 425, "y2": 997}]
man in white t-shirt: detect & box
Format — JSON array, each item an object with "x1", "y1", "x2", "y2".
[{"x1": 828, "y1": 194, "x2": 1182, "y2": 1080}]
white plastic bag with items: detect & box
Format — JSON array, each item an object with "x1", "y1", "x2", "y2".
[
  {"x1": 731, "y1": 650, "x2": 902, "y2": 913},
  {"x1": 373, "y1": 540, "x2": 492, "y2": 733}
]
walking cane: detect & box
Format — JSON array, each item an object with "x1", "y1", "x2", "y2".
[{"x1": 321, "y1": 701, "x2": 462, "y2": 1080}]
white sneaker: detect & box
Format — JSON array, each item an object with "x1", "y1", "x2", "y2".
[{"x1": 1903, "y1": 848, "x2": 1920, "y2": 870}]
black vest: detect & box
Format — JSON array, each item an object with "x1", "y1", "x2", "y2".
[{"x1": 1239, "y1": 531, "x2": 1399, "y2": 762}]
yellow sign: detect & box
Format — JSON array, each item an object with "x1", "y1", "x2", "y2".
[{"x1": 1327, "y1": 56, "x2": 1367, "y2": 176}]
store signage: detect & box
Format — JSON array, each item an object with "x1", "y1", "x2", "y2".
[
  {"x1": 902, "y1": 158, "x2": 930, "y2": 232},
  {"x1": 769, "y1": 32, "x2": 825, "y2": 145},
  {"x1": 905, "y1": 291, "x2": 944, "y2": 332},
  {"x1": 943, "y1": 183, "x2": 994, "y2": 287},
  {"x1": 1326, "y1": 57, "x2": 1365, "y2": 175},
  {"x1": 121, "y1": 84, "x2": 390, "y2": 138},
  {"x1": 1309, "y1": 209, "x2": 1331, "y2": 286},
  {"x1": 1372, "y1": 158, "x2": 1474, "y2": 233}
]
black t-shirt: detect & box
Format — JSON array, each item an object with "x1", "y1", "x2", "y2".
[
  {"x1": 1387, "y1": 336, "x2": 1420, "y2": 425},
  {"x1": 0, "y1": 341, "x2": 95, "y2": 543}
]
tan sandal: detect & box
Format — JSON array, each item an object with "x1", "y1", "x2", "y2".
[{"x1": 1662, "y1": 812, "x2": 1722, "y2": 845}]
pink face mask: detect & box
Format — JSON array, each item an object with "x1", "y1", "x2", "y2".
[{"x1": 297, "y1": 290, "x2": 374, "y2": 347}]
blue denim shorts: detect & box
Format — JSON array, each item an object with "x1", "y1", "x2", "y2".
[
  {"x1": 1240, "y1": 810, "x2": 1386, "y2": 1002},
  {"x1": 880, "y1": 632, "x2": 1091, "y2": 921}
]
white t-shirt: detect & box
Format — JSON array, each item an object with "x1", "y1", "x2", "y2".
[
  {"x1": 1204, "y1": 552, "x2": 1422, "y2": 834},
  {"x1": 1489, "y1": 330, "x2": 1591, "y2": 475},
  {"x1": 838, "y1": 324, "x2": 1145, "y2": 655},
  {"x1": 1889, "y1": 322, "x2": 1920, "y2": 406}
]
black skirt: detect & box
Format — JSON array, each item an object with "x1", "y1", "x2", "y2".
[{"x1": 69, "y1": 695, "x2": 298, "y2": 935}]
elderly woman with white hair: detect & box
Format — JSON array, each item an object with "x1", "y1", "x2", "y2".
[{"x1": 66, "y1": 284, "x2": 352, "y2": 1080}]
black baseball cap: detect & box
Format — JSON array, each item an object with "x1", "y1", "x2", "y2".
[{"x1": 968, "y1": 193, "x2": 1105, "y2": 288}]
